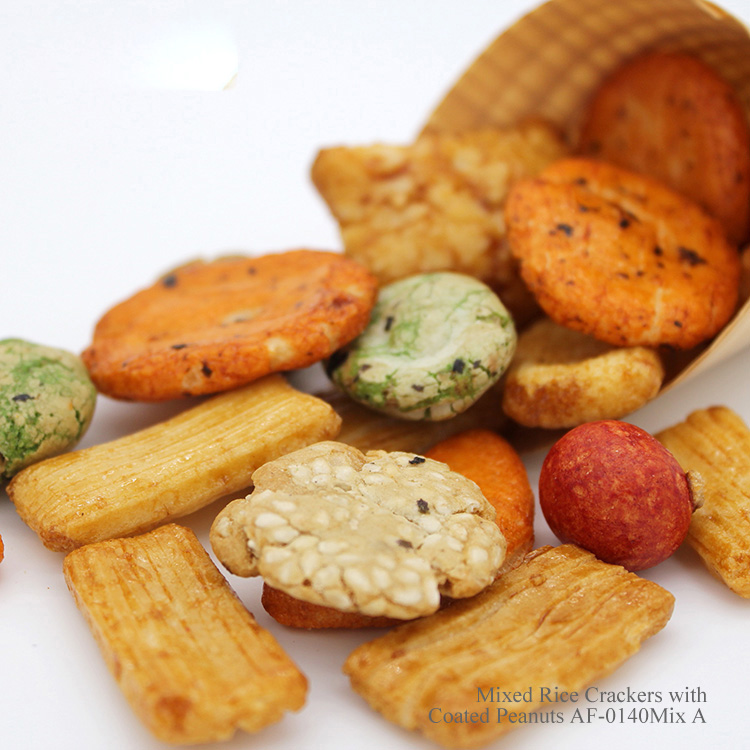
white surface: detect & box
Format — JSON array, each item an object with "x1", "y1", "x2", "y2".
[{"x1": 2, "y1": 2, "x2": 750, "y2": 749}]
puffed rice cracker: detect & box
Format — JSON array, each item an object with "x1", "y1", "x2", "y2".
[{"x1": 211, "y1": 441, "x2": 506, "y2": 620}]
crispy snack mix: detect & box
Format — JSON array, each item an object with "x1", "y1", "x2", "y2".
[
  {"x1": 344, "y1": 544, "x2": 674, "y2": 749},
  {"x1": 63, "y1": 524, "x2": 307, "y2": 743}
]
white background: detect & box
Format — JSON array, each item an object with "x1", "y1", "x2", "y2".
[{"x1": 2, "y1": 2, "x2": 750, "y2": 749}]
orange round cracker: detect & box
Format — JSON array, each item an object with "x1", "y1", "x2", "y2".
[
  {"x1": 579, "y1": 51, "x2": 750, "y2": 246},
  {"x1": 505, "y1": 157, "x2": 740, "y2": 349},
  {"x1": 425, "y1": 428, "x2": 534, "y2": 569},
  {"x1": 82, "y1": 250, "x2": 378, "y2": 401},
  {"x1": 261, "y1": 585, "x2": 398, "y2": 630}
]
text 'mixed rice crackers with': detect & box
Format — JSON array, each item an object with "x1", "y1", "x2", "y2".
[
  {"x1": 210, "y1": 441, "x2": 506, "y2": 620},
  {"x1": 656, "y1": 406, "x2": 750, "y2": 598},
  {"x1": 8, "y1": 374, "x2": 341, "y2": 552},
  {"x1": 501, "y1": 317, "x2": 665, "y2": 429},
  {"x1": 63, "y1": 524, "x2": 307, "y2": 744},
  {"x1": 312, "y1": 120, "x2": 569, "y2": 323},
  {"x1": 344, "y1": 544, "x2": 674, "y2": 749},
  {"x1": 505, "y1": 157, "x2": 740, "y2": 349},
  {"x1": 81, "y1": 250, "x2": 377, "y2": 401},
  {"x1": 578, "y1": 50, "x2": 750, "y2": 246}
]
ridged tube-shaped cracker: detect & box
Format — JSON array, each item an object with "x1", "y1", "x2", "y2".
[
  {"x1": 8, "y1": 374, "x2": 341, "y2": 552},
  {"x1": 63, "y1": 524, "x2": 307, "y2": 743},
  {"x1": 344, "y1": 544, "x2": 674, "y2": 749},
  {"x1": 656, "y1": 406, "x2": 750, "y2": 597}
]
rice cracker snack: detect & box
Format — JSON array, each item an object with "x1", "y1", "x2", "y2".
[
  {"x1": 312, "y1": 120, "x2": 569, "y2": 324},
  {"x1": 501, "y1": 317, "x2": 665, "y2": 428},
  {"x1": 505, "y1": 157, "x2": 740, "y2": 349},
  {"x1": 0, "y1": 338, "x2": 96, "y2": 478},
  {"x1": 344, "y1": 544, "x2": 674, "y2": 749},
  {"x1": 260, "y1": 427, "x2": 533, "y2": 629},
  {"x1": 656, "y1": 406, "x2": 750, "y2": 598},
  {"x1": 579, "y1": 50, "x2": 750, "y2": 245},
  {"x1": 63, "y1": 524, "x2": 307, "y2": 743},
  {"x1": 81, "y1": 250, "x2": 378, "y2": 401},
  {"x1": 326, "y1": 272, "x2": 516, "y2": 421},
  {"x1": 211, "y1": 441, "x2": 506, "y2": 620}
]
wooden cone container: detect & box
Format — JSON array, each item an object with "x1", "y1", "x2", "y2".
[{"x1": 423, "y1": 0, "x2": 750, "y2": 391}]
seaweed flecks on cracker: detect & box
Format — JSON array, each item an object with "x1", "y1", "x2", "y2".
[
  {"x1": 326, "y1": 272, "x2": 516, "y2": 421},
  {"x1": 0, "y1": 338, "x2": 96, "y2": 478},
  {"x1": 81, "y1": 250, "x2": 378, "y2": 401},
  {"x1": 504, "y1": 157, "x2": 740, "y2": 349}
]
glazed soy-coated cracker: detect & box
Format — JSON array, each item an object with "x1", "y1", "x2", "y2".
[
  {"x1": 81, "y1": 250, "x2": 377, "y2": 401},
  {"x1": 501, "y1": 317, "x2": 664, "y2": 428},
  {"x1": 8, "y1": 374, "x2": 341, "y2": 552},
  {"x1": 656, "y1": 406, "x2": 750, "y2": 598},
  {"x1": 505, "y1": 157, "x2": 740, "y2": 349},
  {"x1": 63, "y1": 524, "x2": 307, "y2": 744},
  {"x1": 344, "y1": 544, "x2": 674, "y2": 749},
  {"x1": 579, "y1": 51, "x2": 750, "y2": 245}
]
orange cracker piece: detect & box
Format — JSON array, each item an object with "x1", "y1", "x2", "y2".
[
  {"x1": 63, "y1": 524, "x2": 307, "y2": 743},
  {"x1": 81, "y1": 250, "x2": 378, "y2": 401},
  {"x1": 505, "y1": 157, "x2": 740, "y2": 349},
  {"x1": 425, "y1": 428, "x2": 533, "y2": 571},
  {"x1": 261, "y1": 585, "x2": 399, "y2": 630},
  {"x1": 343, "y1": 544, "x2": 674, "y2": 749},
  {"x1": 579, "y1": 51, "x2": 750, "y2": 246}
]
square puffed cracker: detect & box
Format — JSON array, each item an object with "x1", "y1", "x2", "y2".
[
  {"x1": 63, "y1": 524, "x2": 307, "y2": 744},
  {"x1": 8, "y1": 374, "x2": 341, "y2": 552},
  {"x1": 344, "y1": 544, "x2": 674, "y2": 749},
  {"x1": 657, "y1": 406, "x2": 750, "y2": 597}
]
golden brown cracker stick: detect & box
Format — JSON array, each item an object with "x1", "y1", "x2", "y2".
[
  {"x1": 656, "y1": 406, "x2": 750, "y2": 597},
  {"x1": 63, "y1": 524, "x2": 307, "y2": 743},
  {"x1": 9, "y1": 374, "x2": 341, "y2": 552},
  {"x1": 344, "y1": 544, "x2": 674, "y2": 749}
]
